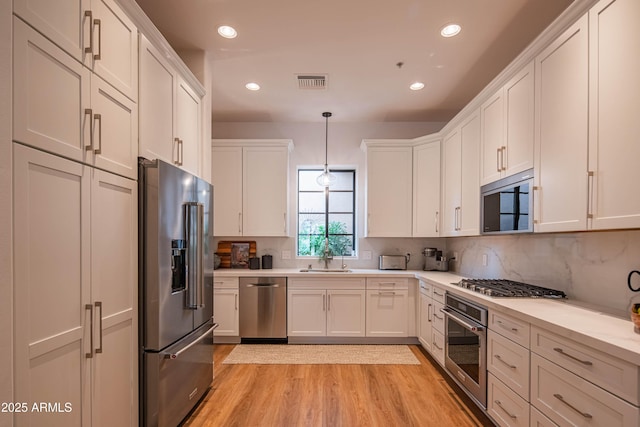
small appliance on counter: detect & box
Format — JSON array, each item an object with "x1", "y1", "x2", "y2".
[
  {"x1": 261, "y1": 254, "x2": 273, "y2": 269},
  {"x1": 379, "y1": 254, "x2": 409, "y2": 270},
  {"x1": 422, "y1": 248, "x2": 450, "y2": 271}
]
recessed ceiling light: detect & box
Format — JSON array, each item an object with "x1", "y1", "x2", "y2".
[
  {"x1": 217, "y1": 25, "x2": 237, "y2": 39},
  {"x1": 409, "y1": 82, "x2": 425, "y2": 91},
  {"x1": 441, "y1": 24, "x2": 461, "y2": 38},
  {"x1": 245, "y1": 82, "x2": 260, "y2": 91}
]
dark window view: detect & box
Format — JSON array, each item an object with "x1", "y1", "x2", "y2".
[{"x1": 483, "y1": 183, "x2": 529, "y2": 232}]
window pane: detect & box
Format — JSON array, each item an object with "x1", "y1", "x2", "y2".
[
  {"x1": 329, "y1": 192, "x2": 353, "y2": 213},
  {"x1": 299, "y1": 213, "x2": 325, "y2": 234},
  {"x1": 328, "y1": 214, "x2": 353, "y2": 234},
  {"x1": 329, "y1": 236, "x2": 354, "y2": 256},
  {"x1": 330, "y1": 171, "x2": 354, "y2": 191},
  {"x1": 299, "y1": 192, "x2": 325, "y2": 213},
  {"x1": 299, "y1": 170, "x2": 322, "y2": 191}
]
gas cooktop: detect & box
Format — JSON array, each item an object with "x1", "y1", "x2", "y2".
[{"x1": 454, "y1": 279, "x2": 566, "y2": 298}]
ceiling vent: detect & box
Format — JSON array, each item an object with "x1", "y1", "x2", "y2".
[{"x1": 297, "y1": 74, "x2": 327, "y2": 90}]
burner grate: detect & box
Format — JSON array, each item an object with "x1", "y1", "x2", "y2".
[{"x1": 456, "y1": 279, "x2": 566, "y2": 298}]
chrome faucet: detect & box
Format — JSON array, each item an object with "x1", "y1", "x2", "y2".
[{"x1": 320, "y1": 237, "x2": 333, "y2": 269}]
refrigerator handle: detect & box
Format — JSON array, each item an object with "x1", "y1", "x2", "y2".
[{"x1": 184, "y1": 202, "x2": 205, "y2": 309}]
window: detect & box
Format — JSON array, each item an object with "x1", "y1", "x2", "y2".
[{"x1": 297, "y1": 169, "x2": 355, "y2": 257}]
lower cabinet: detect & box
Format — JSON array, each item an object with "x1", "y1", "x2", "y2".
[
  {"x1": 213, "y1": 277, "x2": 239, "y2": 337},
  {"x1": 365, "y1": 278, "x2": 409, "y2": 338},
  {"x1": 418, "y1": 290, "x2": 432, "y2": 352},
  {"x1": 287, "y1": 278, "x2": 366, "y2": 337},
  {"x1": 487, "y1": 373, "x2": 530, "y2": 427}
]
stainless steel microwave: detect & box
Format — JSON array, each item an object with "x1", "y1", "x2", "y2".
[{"x1": 481, "y1": 169, "x2": 533, "y2": 234}]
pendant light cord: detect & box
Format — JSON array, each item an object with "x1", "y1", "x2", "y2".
[{"x1": 323, "y1": 111, "x2": 332, "y2": 167}]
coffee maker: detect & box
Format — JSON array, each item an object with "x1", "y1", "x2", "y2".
[{"x1": 422, "y1": 247, "x2": 450, "y2": 271}]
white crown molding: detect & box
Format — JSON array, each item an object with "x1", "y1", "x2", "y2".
[{"x1": 212, "y1": 139, "x2": 294, "y2": 152}]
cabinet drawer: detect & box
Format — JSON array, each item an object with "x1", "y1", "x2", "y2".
[
  {"x1": 431, "y1": 285, "x2": 446, "y2": 304},
  {"x1": 487, "y1": 373, "x2": 530, "y2": 427},
  {"x1": 431, "y1": 329, "x2": 445, "y2": 366},
  {"x1": 289, "y1": 277, "x2": 366, "y2": 290},
  {"x1": 365, "y1": 277, "x2": 408, "y2": 290},
  {"x1": 213, "y1": 277, "x2": 239, "y2": 289},
  {"x1": 418, "y1": 280, "x2": 433, "y2": 298},
  {"x1": 432, "y1": 300, "x2": 445, "y2": 334},
  {"x1": 489, "y1": 310, "x2": 530, "y2": 347},
  {"x1": 531, "y1": 326, "x2": 639, "y2": 405},
  {"x1": 488, "y1": 330, "x2": 530, "y2": 400},
  {"x1": 530, "y1": 406, "x2": 558, "y2": 427},
  {"x1": 531, "y1": 353, "x2": 639, "y2": 427}
]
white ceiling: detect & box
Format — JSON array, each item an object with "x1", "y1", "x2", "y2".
[{"x1": 134, "y1": 0, "x2": 573, "y2": 123}]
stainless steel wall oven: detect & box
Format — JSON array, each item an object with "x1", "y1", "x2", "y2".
[{"x1": 442, "y1": 293, "x2": 488, "y2": 408}]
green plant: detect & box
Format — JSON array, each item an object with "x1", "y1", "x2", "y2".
[{"x1": 298, "y1": 221, "x2": 352, "y2": 257}]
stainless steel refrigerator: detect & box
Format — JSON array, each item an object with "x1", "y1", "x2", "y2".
[{"x1": 138, "y1": 158, "x2": 216, "y2": 427}]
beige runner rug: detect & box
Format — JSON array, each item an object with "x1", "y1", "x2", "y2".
[{"x1": 222, "y1": 344, "x2": 420, "y2": 365}]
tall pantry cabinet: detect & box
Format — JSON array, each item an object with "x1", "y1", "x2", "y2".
[{"x1": 11, "y1": 0, "x2": 139, "y2": 425}]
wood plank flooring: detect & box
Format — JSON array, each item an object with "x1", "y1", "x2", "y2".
[{"x1": 183, "y1": 344, "x2": 495, "y2": 427}]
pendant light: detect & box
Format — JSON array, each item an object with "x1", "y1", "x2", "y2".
[{"x1": 316, "y1": 111, "x2": 337, "y2": 187}]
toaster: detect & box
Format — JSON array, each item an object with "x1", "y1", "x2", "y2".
[{"x1": 378, "y1": 255, "x2": 408, "y2": 270}]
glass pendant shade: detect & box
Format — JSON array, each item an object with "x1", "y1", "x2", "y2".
[{"x1": 317, "y1": 111, "x2": 336, "y2": 187}]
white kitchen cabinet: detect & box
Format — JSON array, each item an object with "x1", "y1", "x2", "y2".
[
  {"x1": 442, "y1": 111, "x2": 480, "y2": 236},
  {"x1": 139, "y1": 35, "x2": 204, "y2": 177},
  {"x1": 14, "y1": 0, "x2": 138, "y2": 101},
  {"x1": 487, "y1": 330, "x2": 530, "y2": 400},
  {"x1": 13, "y1": 144, "x2": 137, "y2": 427},
  {"x1": 288, "y1": 278, "x2": 366, "y2": 338},
  {"x1": 365, "y1": 278, "x2": 409, "y2": 337},
  {"x1": 211, "y1": 140, "x2": 292, "y2": 237},
  {"x1": 487, "y1": 373, "x2": 530, "y2": 427},
  {"x1": 418, "y1": 286, "x2": 432, "y2": 352},
  {"x1": 587, "y1": 0, "x2": 640, "y2": 230},
  {"x1": 13, "y1": 17, "x2": 138, "y2": 179},
  {"x1": 363, "y1": 142, "x2": 413, "y2": 237},
  {"x1": 213, "y1": 277, "x2": 240, "y2": 337},
  {"x1": 413, "y1": 139, "x2": 441, "y2": 237},
  {"x1": 480, "y1": 62, "x2": 534, "y2": 186},
  {"x1": 534, "y1": 15, "x2": 589, "y2": 233}
]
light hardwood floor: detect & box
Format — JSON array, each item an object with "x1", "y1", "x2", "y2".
[{"x1": 184, "y1": 344, "x2": 495, "y2": 427}]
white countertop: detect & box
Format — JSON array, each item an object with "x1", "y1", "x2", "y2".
[{"x1": 213, "y1": 268, "x2": 640, "y2": 365}]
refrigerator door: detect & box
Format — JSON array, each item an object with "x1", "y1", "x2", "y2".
[{"x1": 140, "y1": 160, "x2": 213, "y2": 351}]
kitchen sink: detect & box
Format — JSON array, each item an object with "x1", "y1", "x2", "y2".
[{"x1": 299, "y1": 268, "x2": 352, "y2": 273}]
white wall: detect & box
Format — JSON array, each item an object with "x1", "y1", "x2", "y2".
[
  {"x1": 1, "y1": 0, "x2": 12, "y2": 425},
  {"x1": 211, "y1": 121, "x2": 446, "y2": 270}
]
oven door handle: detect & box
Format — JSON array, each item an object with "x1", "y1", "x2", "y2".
[{"x1": 441, "y1": 308, "x2": 484, "y2": 332}]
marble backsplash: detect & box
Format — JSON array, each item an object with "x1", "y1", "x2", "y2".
[{"x1": 446, "y1": 229, "x2": 640, "y2": 316}]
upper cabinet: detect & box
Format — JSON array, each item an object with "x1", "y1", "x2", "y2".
[
  {"x1": 442, "y1": 111, "x2": 481, "y2": 237},
  {"x1": 587, "y1": 0, "x2": 640, "y2": 230},
  {"x1": 534, "y1": 16, "x2": 589, "y2": 233},
  {"x1": 139, "y1": 35, "x2": 203, "y2": 177},
  {"x1": 480, "y1": 61, "x2": 534, "y2": 185},
  {"x1": 362, "y1": 142, "x2": 413, "y2": 237},
  {"x1": 14, "y1": 0, "x2": 138, "y2": 101},
  {"x1": 413, "y1": 138, "x2": 441, "y2": 237},
  {"x1": 13, "y1": 17, "x2": 138, "y2": 179},
  {"x1": 211, "y1": 140, "x2": 292, "y2": 237}
]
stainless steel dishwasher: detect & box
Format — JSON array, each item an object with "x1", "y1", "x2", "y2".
[{"x1": 239, "y1": 277, "x2": 287, "y2": 343}]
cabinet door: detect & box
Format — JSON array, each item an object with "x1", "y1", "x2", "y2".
[
  {"x1": 326, "y1": 290, "x2": 366, "y2": 337},
  {"x1": 243, "y1": 146, "x2": 289, "y2": 236},
  {"x1": 459, "y1": 112, "x2": 481, "y2": 236},
  {"x1": 366, "y1": 146, "x2": 413, "y2": 237},
  {"x1": 212, "y1": 146, "x2": 243, "y2": 236},
  {"x1": 13, "y1": 18, "x2": 91, "y2": 162},
  {"x1": 13, "y1": 145, "x2": 91, "y2": 427},
  {"x1": 89, "y1": 0, "x2": 138, "y2": 101},
  {"x1": 588, "y1": 0, "x2": 640, "y2": 230},
  {"x1": 442, "y1": 129, "x2": 461, "y2": 236},
  {"x1": 504, "y1": 61, "x2": 535, "y2": 177},
  {"x1": 365, "y1": 289, "x2": 408, "y2": 337},
  {"x1": 413, "y1": 141, "x2": 441, "y2": 237},
  {"x1": 176, "y1": 76, "x2": 202, "y2": 176},
  {"x1": 13, "y1": 0, "x2": 90, "y2": 62},
  {"x1": 480, "y1": 90, "x2": 504, "y2": 185},
  {"x1": 139, "y1": 34, "x2": 176, "y2": 165},
  {"x1": 213, "y1": 289, "x2": 239, "y2": 336},
  {"x1": 90, "y1": 74, "x2": 138, "y2": 179},
  {"x1": 418, "y1": 293, "x2": 432, "y2": 352},
  {"x1": 90, "y1": 169, "x2": 137, "y2": 427},
  {"x1": 534, "y1": 16, "x2": 588, "y2": 232},
  {"x1": 287, "y1": 290, "x2": 326, "y2": 336}
]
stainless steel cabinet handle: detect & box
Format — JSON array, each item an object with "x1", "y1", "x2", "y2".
[
  {"x1": 323, "y1": 294, "x2": 326, "y2": 311},
  {"x1": 435, "y1": 211, "x2": 439, "y2": 233},
  {"x1": 178, "y1": 138, "x2": 184, "y2": 166},
  {"x1": 433, "y1": 290, "x2": 444, "y2": 297},
  {"x1": 427, "y1": 303, "x2": 432, "y2": 322},
  {"x1": 84, "y1": 11, "x2": 93, "y2": 55},
  {"x1": 378, "y1": 291, "x2": 396, "y2": 295},
  {"x1": 496, "y1": 320, "x2": 518, "y2": 332},
  {"x1": 494, "y1": 354, "x2": 516, "y2": 369},
  {"x1": 163, "y1": 323, "x2": 218, "y2": 359},
  {"x1": 85, "y1": 304, "x2": 93, "y2": 358},
  {"x1": 93, "y1": 19, "x2": 101, "y2": 60},
  {"x1": 173, "y1": 137, "x2": 180, "y2": 165},
  {"x1": 496, "y1": 148, "x2": 501, "y2": 173},
  {"x1": 327, "y1": 294, "x2": 331, "y2": 311},
  {"x1": 234, "y1": 293, "x2": 238, "y2": 310},
  {"x1": 553, "y1": 393, "x2": 592, "y2": 419},
  {"x1": 283, "y1": 212, "x2": 286, "y2": 233},
  {"x1": 93, "y1": 113, "x2": 102, "y2": 154},
  {"x1": 501, "y1": 146, "x2": 507, "y2": 171},
  {"x1": 433, "y1": 312, "x2": 443, "y2": 320},
  {"x1": 238, "y1": 212, "x2": 242, "y2": 233},
  {"x1": 587, "y1": 171, "x2": 595, "y2": 219},
  {"x1": 84, "y1": 108, "x2": 93, "y2": 150},
  {"x1": 494, "y1": 400, "x2": 517, "y2": 419},
  {"x1": 95, "y1": 301, "x2": 103, "y2": 354},
  {"x1": 553, "y1": 347, "x2": 593, "y2": 366},
  {"x1": 433, "y1": 341, "x2": 442, "y2": 351}
]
